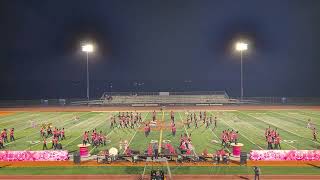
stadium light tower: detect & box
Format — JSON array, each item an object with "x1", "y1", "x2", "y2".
[
  {"x1": 82, "y1": 43, "x2": 94, "y2": 101},
  {"x1": 235, "y1": 42, "x2": 248, "y2": 100}
]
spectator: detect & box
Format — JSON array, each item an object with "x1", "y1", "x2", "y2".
[{"x1": 253, "y1": 166, "x2": 261, "y2": 180}]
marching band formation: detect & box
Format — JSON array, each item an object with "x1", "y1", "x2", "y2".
[{"x1": 0, "y1": 110, "x2": 318, "y2": 164}]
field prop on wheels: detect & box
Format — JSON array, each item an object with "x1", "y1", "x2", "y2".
[
  {"x1": 231, "y1": 143, "x2": 244, "y2": 157},
  {"x1": 77, "y1": 143, "x2": 91, "y2": 157}
]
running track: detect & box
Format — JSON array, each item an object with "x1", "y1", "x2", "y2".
[{"x1": 0, "y1": 175, "x2": 320, "y2": 180}]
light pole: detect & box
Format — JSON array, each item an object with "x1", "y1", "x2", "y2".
[
  {"x1": 82, "y1": 43, "x2": 94, "y2": 101},
  {"x1": 235, "y1": 42, "x2": 248, "y2": 100}
]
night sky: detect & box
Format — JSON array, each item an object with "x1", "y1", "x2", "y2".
[{"x1": 1, "y1": 0, "x2": 320, "y2": 99}]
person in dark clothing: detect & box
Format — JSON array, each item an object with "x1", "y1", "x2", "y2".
[
  {"x1": 253, "y1": 166, "x2": 260, "y2": 180},
  {"x1": 153, "y1": 143, "x2": 159, "y2": 159}
]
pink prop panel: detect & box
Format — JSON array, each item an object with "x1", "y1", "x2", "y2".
[
  {"x1": 79, "y1": 146, "x2": 89, "y2": 157},
  {"x1": 0, "y1": 150, "x2": 69, "y2": 161},
  {"x1": 232, "y1": 146, "x2": 241, "y2": 157},
  {"x1": 250, "y1": 150, "x2": 320, "y2": 161}
]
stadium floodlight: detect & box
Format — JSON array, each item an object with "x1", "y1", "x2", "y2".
[
  {"x1": 235, "y1": 41, "x2": 248, "y2": 101},
  {"x1": 82, "y1": 44, "x2": 94, "y2": 53},
  {"x1": 235, "y1": 42, "x2": 248, "y2": 52},
  {"x1": 82, "y1": 43, "x2": 94, "y2": 102}
]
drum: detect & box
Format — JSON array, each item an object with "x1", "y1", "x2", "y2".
[{"x1": 109, "y1": 147, "x2": 118, "y2": 156}]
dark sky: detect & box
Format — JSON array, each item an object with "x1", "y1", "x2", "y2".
[{"x1": 1, "y1": 0, "x2": 320, "y2": 99}]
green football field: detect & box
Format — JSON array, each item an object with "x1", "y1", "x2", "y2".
[{"x1": 1, "y1": 109, "x2": 320, "y2": 154}]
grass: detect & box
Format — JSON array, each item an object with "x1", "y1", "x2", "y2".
[
  {"x1": 1, "y1": 110, "x2": 320, "y2": 153},
  {"x1": 0, "y1": 109, "x2": 320, "y2": 175}
]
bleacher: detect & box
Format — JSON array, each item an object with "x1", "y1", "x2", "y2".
[{"x1": 91, "y1": 91, "x2": 238, "y2": 106}]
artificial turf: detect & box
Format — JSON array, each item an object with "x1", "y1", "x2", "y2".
[
  {"x1": 0, "y1": 109, "x2": 320, "y2": 175},
  {"x1": 1, "y1": 110, "x2": 320, "y2": 154}
]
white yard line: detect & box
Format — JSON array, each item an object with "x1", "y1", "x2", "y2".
[
  {"x1": 232, "y1": 111, "x2": 298, "y2": 149},
  {"x1": 208, "y1": 124, "x2": 232, "y2": 152},
  {"x1": 244, "y1": 112, "x2": 320, "y2": 146},
  {"x1": 241, "y1": 112, "x2": 297, "y2": 149},
  {"x1": 207, "y1": 112, "x2": 236, "y2": 152},
  {"x1": 233, "y1": 112, "x2": 296, "y2": 150},
  {"x1": 279, "y1": 140, "x2": 297, "y2": 149},
  {"x1": 1, "y1": 113, "x2": 55, "y2": 132},
  {"x1": 211, "y1": 111, "x2": 263, "y2": 150},
  {"x1": 89, "y1": 113, "x2": 127, "y2": 154},
  {"x1": 6, "y1": 112, "x2": 87, "y2": 147},
  {"x1": 63, "y1": 113, "x2": 114, "y2": 149},
  {"x1": 122, "y1": 112, "x2": 150, "y2": 154},
  {"x1": 158, "y1": 111, "x2": 164, "y2": 154},
  {"x1": 178, "y1": 111, "x2": 198, "y2": 157},
  {"x1": 141, "y1": 163, "x2": 147, "y2": 180},
  {"x1": 0, "y1": 112, "x2": 36, "y2": 124},
  {"x1": 15, "y1": 112, "x2": 77, "y2": 131},
  {"x1": 271, "y1": 111, "x2": 320, "y2": 127},
  {"x1": 24, "y1": 112, "x2": 103, "y2": 150}
]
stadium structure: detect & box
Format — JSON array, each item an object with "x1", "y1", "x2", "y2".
[{"x1": 71, "y1": 91, "x2": 238, "y2": 106}]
